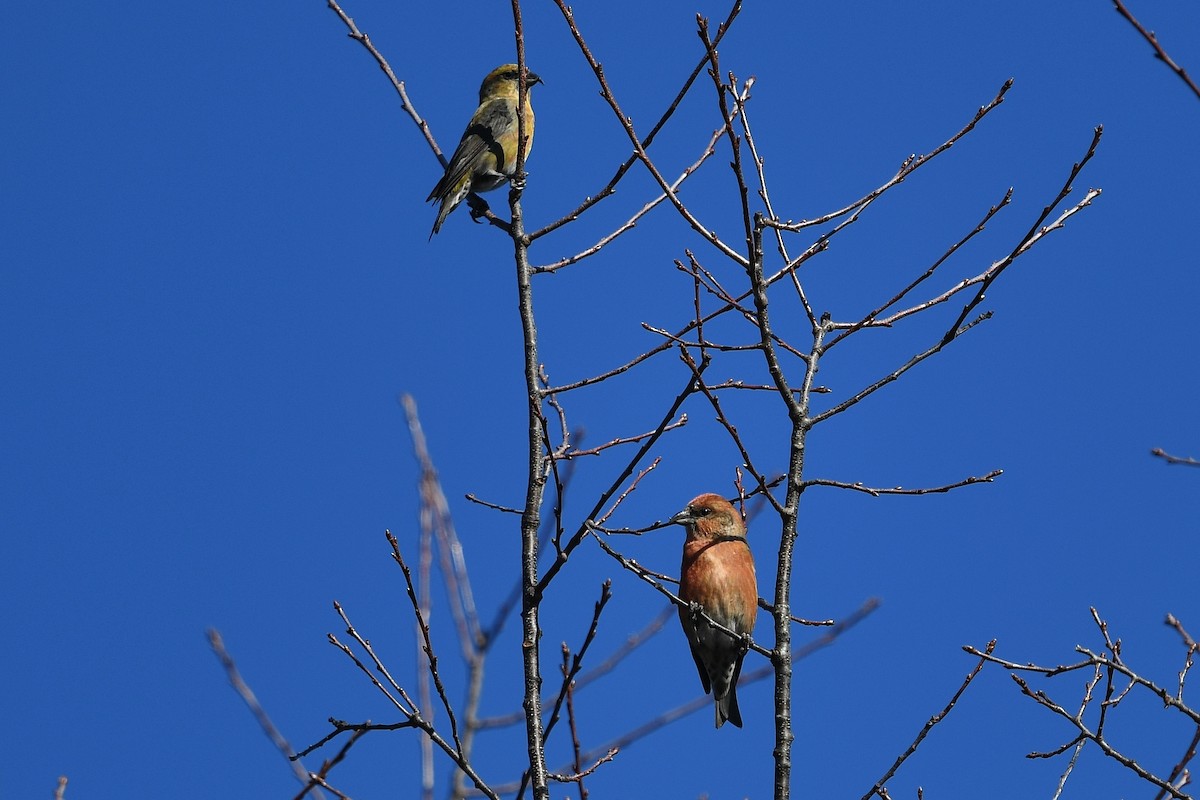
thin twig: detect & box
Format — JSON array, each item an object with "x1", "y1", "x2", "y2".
[
  {"x1": 941, "y1": 128, "x2": 1103, "y2": 345},
  {"x1": 824, "y1": 188, "x2": 1013, "y2": 351},
  {"x1": 386, "y1": 532, "x2": 464, "y2": 753},
  {"x1": 767, "y1": 80, "x2": 1014, "y2": 235},
  {"x1": 801, "y1": 470, "x2": 1002, "y2": 497},
  {"x1": 535, "y1": 123, "x2": 732, "y2": 272},
  {"x1": 861, "y1": 640, "x2": 995, "y2": 800},
  {"x1": 588, "y1": 528, "x2": 773, "y2": 659},
  {"x1": 1112, "y1": 0, "x2": 1200, "y2": 101},
  {"x1": 530, "y1": 0, "x2": 743, "y2": 241},
  {"x1": 324, "y1": 0, "x2": 442, "y2": 161},
  {"x1": 551, "y1": 0, "x2": 749, "y2": 266}
]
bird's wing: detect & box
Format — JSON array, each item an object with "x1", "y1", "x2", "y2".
[
  {"x1": 427, "y1": 99, "x2": 515, "y2": 202},
  {"x1": 688, "y1": 642, "x2": 713, "y2": 694}
]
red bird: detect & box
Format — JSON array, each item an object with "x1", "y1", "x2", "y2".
[{"x1": 670, "y1": 493, "x2": 759, "y2": 728}]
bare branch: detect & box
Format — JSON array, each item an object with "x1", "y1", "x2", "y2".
[
  {"x1": 967, "y1": 611, "x2": 1200, "y2": 800},
  {"x1": 810, "y1": 311, "x2": 993, "y2": 427},
  {"x1": 207, "y1": 628, "x2": 318, "y2": 793},
  {"x1": 1152, "y1": 448, "x2": 1200, "y2": 468},
  {"x1": 386, "y1": 531, "x2": 464, "y2": 753},
  {"x1": 564, "y1": 420, "x2": 687, "y2": 459},
  {"x1": 535, "y1": 123, "x2": 730, "y2": 272},
  {"x1": 588, "y1": 527, "x2": 772, "y2": 660},
  {"x1": 942, "y1": 128, "x2": 1103, "y2": 345},
  {"x1": 551, "y1": 0, "x2": 749, "y2": 266},
  {"x1": 861, "y1": 640, "x2": 995, "y2": 800},
  {"x1": 824, "y1": 188, "x2": 1013, "y2": 351},
  {"x1": 324, "y1": 0, "x2": 444, "y2": 162},
  {"x1": 801, "y1": 470, "x2": 1002, "y2": 497},
  {"x1": 530, "y1": 0, "x2": 743, "y2": 241},
  {"x1": 1112, "y1": 0, "x2": 1200, "y2": 102},
  {"x1": 767, "y1": 80, "x2": 1014, "y2": 234},
  {"x1": 538, "y1": 363, "x2": 709, "y2": 591}
]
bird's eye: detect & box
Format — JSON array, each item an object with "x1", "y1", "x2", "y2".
[{"x1": 697, "y1": 506, "x2": 711, "y2": 516}]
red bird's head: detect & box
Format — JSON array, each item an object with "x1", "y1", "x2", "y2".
[{"x1": 669, "y1": 493, "x2": 746, "y2": 542}]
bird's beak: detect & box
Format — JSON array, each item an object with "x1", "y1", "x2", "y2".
[
  {"x1": 526, "y1": 71, "x2": 543, "y2": 87},
  {"x1": 668, "y1": 507, "x2": 693, "y2": 527}
]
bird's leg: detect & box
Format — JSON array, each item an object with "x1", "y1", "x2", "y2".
[
  {"x1": 687, "y1": 601, "x2": 705, "y2": 624},
  {"x1": 739, "y1": 632, "x2": 752, "y2": 654},
  {"x1": 466, "y1": 193, "x2": 491, "y2": 223}
]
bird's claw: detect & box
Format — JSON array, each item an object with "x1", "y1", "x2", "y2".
[{"x1": 466, "y1": 194, "x2": 490, "y2": 222}]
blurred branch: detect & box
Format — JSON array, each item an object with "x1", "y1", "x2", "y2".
[
  {"x1": 387, "y1": 531, "x2": 464, "y2": 753},
  {"x1": 1152, "y1": 448, "x2": 1200, "y2": 468},
  {"x1": 589, "y1": 527, "x2": 772, "y2": 659},
  {"x1": 208, "y1": 628, "x2": 327, "y2": 798},
  {"x1": 562, "y1": 597, "x2": 879, "y2": 772}
]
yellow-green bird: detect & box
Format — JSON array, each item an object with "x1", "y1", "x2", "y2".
[{"x1": 427, "y1": 64, "x2": 542, "y2": 236}]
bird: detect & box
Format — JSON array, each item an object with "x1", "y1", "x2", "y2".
[
  {"x1": 427, "y1": 64, "x2": 542, "y2": 236},
  {"x1": 670, "y1": 492, "x2": 759, "y2": 729}
]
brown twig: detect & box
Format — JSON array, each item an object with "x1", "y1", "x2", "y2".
[
  {"x1": 535, "y1": 122, "x2": 732, "y2": 272},
  {"x1": 810, "y1": 311, "x2": 993, "y2": 426},
  {"x1": 766, "y1": 80, "x2": 1014, "y2": 235},
  {"x1": 1111, "y1": 0, "x2": 1200, "y2": 102},
  {"x1": 551, "y1": 0, "x2": 749, "y2": 266},
  {"x1": 942, "y1": 127, "x2": 1103, "y2": 345},
  {"x1": 564, "y1": 421, "x2": 687, "y2": 459},
  {"x1": 387, "y1": 532, "x2": 464, "y2": 753},
  {"x1": 324, "y1": 0, "x2": 443, "y2": 161},
  {"x1": 861, "y1": 640, "x2": 995, "y2": 800},
  {"x1": 537, "y1": 362, "x2": 710, "y2": 592},
  {"x1": 530, "y1": 0, "x2": 743, "y2": 241},
  {"x1": 801, "y1": 470, "x2": 1003, "y2": 497},
  {"x1": 824, "y1": 188, "x2": 1013, "y2": 351},
  {"x1": 965, "y1": 609, "x2": 1200, "y2": 799}
]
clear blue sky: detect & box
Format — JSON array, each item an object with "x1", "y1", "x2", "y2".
[{"x1": 3, "y1": 2, "x2": 1198, "y2": 798}]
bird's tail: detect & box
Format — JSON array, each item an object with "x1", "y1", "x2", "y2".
[
  {"x1": 430, "y1": 201, "x2": 452, "y2": 238},
  {"x1": 716, "y1": 685, "x2": 743, "y2": 729}
]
